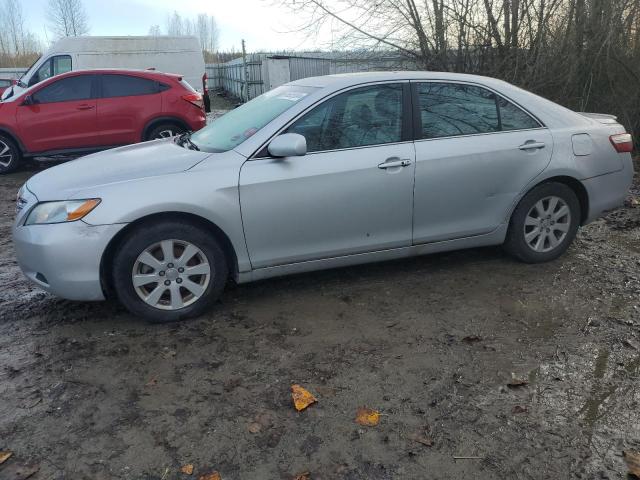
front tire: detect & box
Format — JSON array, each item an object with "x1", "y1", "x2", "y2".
[
  {"x1": 112, "y1": 221, "x2": 228, "y2": 322},
  {"x1": 0, "y1": 134, "x2": 21, "y2": 174},
  {"x1": 504, "y1": 182, "x2": 581, "y2": 263}
]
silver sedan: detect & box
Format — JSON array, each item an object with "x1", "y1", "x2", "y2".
[{"x1": 12, "y1": 72, "x2": 634, "y2": 322}]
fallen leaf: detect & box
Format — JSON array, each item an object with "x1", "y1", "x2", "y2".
[
  {"x1": 181, "y1": 464, "x2": 194, "y2": 475},
  {"x1": 355, "y1": 407, "x2": 380, "y2": 426},
  {"x1": 462, "y1": 335, "x2": 482, "y2": 343},
  {"x1": 293, "y1": 471, "x2": 311, "y2": 480},
  {"x1": 624, "y1": 451, "x2": 640, "y2": 478},
  {"x1": 512, "y1": 405, "x2": 528, "y2": 414},
  {"x1": 291, "y1": 385, "x2": 317, "y2": 411},
  {"x1": 0, "y1": 451, "x2": 12, "y2": 464},
  {"x1": 507, "y1": 374, "x2": 529, "y2": 388},
  {"x1": 248, "y1": 422, "x2": 261, "y2": 434},
  {"x1": 408, "y1": 433, "x2": 433, "y2": 447},
  {"x1": 198, "y1": 472, "x2": 221, "y2": 480},
  {"x1": 145, "y1": 377, "x2": 158, "y2": 387}
]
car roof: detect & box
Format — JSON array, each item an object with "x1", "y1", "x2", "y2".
[
  {"x1": 289, "y1": 71, "x2": 506, "y2": 88},
  {"x1": 52, "y1": 68, "x2": 183, "y2": 79}
]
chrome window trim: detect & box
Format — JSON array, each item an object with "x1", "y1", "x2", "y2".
[{"x1": 413, "y1": 126, "x2": 550, "y2": 145}]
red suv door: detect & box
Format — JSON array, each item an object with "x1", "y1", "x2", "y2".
[
  {"x1": 95, "y1": 74, "x2": 163, "y2": 146},
  {"x1": 16, "y1": 74, "x2": 99, "y2": 153}
]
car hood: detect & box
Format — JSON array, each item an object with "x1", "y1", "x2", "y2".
[{"x1": 27, "y1": 139, "x2": 211, "y2": 201}]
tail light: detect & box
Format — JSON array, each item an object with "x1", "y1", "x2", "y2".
[
  {"x1": 202, "y1": 73, "x2": 208, "y2": 92},
  {"x1": 182, "y1": 93, "x2": 204, "y2": 111},
  {"x1": 610, "y1": 133, "x2": 633, "y2": 153}
]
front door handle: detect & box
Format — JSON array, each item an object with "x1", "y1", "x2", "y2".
[
  {"x1": 76, "y1": 104, "x2": 95, "y2": 111},
  {"x1": 519, "y1": 141, "x2": 546, "y2": 151},
  {"x1": 378, "y1": 158, "x2": 412, "y2": 169}
]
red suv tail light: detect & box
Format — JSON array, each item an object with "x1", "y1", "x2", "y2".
[
  {"x1": 610, "y1": 133, "x2": 633, "y2": 153},
  {"x1": 182, "y1": 93, "x2": 204, "y2": 111}
]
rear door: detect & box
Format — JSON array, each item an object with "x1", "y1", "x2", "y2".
[
  {"x1": 17, "y1": 74, "x2": 99, "y2": 153},
  {"x1": 411, "y1": 81, "x2": 553, "y2": 244},
  {"x1": 95, "y1": 74, "x2": 163, "y2": 146}
]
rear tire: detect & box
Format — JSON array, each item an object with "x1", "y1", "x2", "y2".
[
  {"x1": 504, "y1": 182, "x2": 581, "y2": 263},
  {"x1": 0, "y1": 134, "x2": 21, "y2": 174},
  {"x1": 112, "y1": 221, "x2": 228, "y2": 322},
  {"x1": 146, "y1": 123, "x2": 186, "y2": 141}
]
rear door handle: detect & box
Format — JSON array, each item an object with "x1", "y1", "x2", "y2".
[
  {"x1": 378, "y1": 158, "x2": 412, "y2": 169},
  {"x1": 77, "y1": 104, "x2": 95, "y2": 110},
  {"x1": 519, "y1": 141, "x2": 546, "y2": 151}
]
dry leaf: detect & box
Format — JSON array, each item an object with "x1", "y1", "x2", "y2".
[
  {"x1": 0, "y1": 451, "x2": 12, "y2": 464},
  {"x1": 181, "y1": 464, "x2": 194, "y2": 475},
  {"x1": 291, "y1": 384, "x2": 317, "y2": 411},
  {"x1": 512, "y1": 405, "x2": 528, "y2": 414},
  {"x1": 408, "y1": 433, "x2": 433, "y2": 447},
  {"x1": 355, "y1": 407, "x2": 380, "y2": 426},
  {"x1": 293, "y1": 471, "x2": 311, "y2": 480},
  {"x1": 624, "y1": 451, "x2": 640, "y2": 478},
  {"x1": 198, "y1": 472, "x2": 221, "y2": 480},
  {"x1": 507, "y1": 374, "x2": 529, "y2": 388},
  {"x1": 248, "y1": 422, "x2": 261, "y2": 434}
]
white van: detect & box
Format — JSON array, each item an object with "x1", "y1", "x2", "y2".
[{"x1": 2, "y1": 36, "x2": 208, "y2": 105}]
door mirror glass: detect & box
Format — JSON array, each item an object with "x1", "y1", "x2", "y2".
[{"x1": 268, "y1": 133, "x2": 307, "y2": 158}]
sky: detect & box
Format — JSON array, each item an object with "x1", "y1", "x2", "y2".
[{"x1": 25, "y1": 0, "x2": 326, "y2": 52}]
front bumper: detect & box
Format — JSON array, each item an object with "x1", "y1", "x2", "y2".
[{"x1": 12, "y1": 220, "x2": 126, "y2": 301}]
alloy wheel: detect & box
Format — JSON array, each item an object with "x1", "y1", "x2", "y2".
[
  {"x1": 0, "y1": 139, "x2": 14, "y2": 168},
  {"x1": 523, "y1": 196, "x2": 571, "y2": 253},
  {"x1": 155, "y1": 129, "x2": 176, "y2": 139},
  {"x1": 132, "y1": 239, "x2": 212, "y2": 310}
]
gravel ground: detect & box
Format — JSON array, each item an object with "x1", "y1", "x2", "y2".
[{"x1": 0, "y1": 159, "x2": 639, "y2": 480}]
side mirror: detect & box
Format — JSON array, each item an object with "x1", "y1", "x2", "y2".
[
  {"x1": 268, "y1": 133, "x2": 307, "y2": 158},
  {"x1": 22, "y1": 95, "x2": 35, "y2": 106}
]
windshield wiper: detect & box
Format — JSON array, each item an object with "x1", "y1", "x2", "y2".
[{"x1": 177, "y1": 132, "x2": 200, "y2": 151}]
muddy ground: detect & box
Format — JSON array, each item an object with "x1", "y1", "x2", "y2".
[{"x1": 1, "y1": 157, "x2": 639, "y2": 480}]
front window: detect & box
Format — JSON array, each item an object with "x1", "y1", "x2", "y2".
[
  {"x1": 190, "y1": 85, "x2": 317, "y2": 153},
  {"x1": 29, "y1": 55, "x2": 72, "y2": 87},
  {"x1": 287, "y1": 83, "x2": 404, "y2": 152}
]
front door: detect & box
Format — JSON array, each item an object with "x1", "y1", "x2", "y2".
[
  {"x1": 411, "y1": 81, "x2": 554, "y2": 244},
  {"x1": 239, "y1": 83, "x2": 416, "y2": 269},
  {"x1": 17, "y1": 74, "x2": 99, "y2": 153}
]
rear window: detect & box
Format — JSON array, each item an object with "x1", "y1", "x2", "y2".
[{"x1": 101, "y1": 74, "x2": 159, "y2": 98}]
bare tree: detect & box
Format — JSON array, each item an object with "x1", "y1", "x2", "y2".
[
  {"x1": 0, "y1": 0, "x2": 40, "y2": 66},
  {"x1": 47, "y1": 0, "x2": 90, "y2": 38},
  {"x1": 148, "y1": 24, "x2": 161, "y2": 37},
  {"x1": 278, "y1": 0, "x2": 640, "y2": 143}
]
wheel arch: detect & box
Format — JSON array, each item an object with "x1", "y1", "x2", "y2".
[
  {"x1": 531, "y1": 176, "x2": 589, "y2": 225},
  {"x1": 141, "y1": 116, "x2": 190, "y2": 142},
  {"x1": 100, "y1": 211, "x2": 239, "y2": 299},
  {"x1": 0, "y1": 126, "x2": 26, "y2": 153}
]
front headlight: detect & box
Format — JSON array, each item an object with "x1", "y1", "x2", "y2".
[{"x1": 25, "y1": 199, "x2": 101, "y2": 225}]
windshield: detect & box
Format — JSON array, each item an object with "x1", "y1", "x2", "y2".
[{"x1": 190, "y1": 85, "x2": 318, "y2": 152}]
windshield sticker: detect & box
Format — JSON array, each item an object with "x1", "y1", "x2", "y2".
[{"x1": 276, "y1": 92, "x2": 309, "y2": 102}]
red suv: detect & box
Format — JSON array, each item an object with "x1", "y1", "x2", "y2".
[{"x1": 0, "y1": 69, "x2": 206, "y2": 173}]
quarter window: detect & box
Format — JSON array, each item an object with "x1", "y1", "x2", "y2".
[
  {"x1": 32, "y1": 75, "x2": 93, "y2": 104},
  {"x1": 498, "y1": 97, "x2": 540, "y2": 131},
  {"x1": 287, "y1": 84, "x2": 404, "y2": 152},
  {"x1": 101, "y1": 74, "x2": 159, "y2": 98}
]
